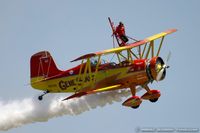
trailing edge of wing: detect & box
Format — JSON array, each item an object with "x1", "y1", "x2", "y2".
[
  {"x1": 62, "y1": 84, "x2": 121, "y2": 101},
  {"x1": 71, "y1": 29, "x2": 177, "y2": 62}
]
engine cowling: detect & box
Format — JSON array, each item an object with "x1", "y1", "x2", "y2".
[{"x1": 146, "y1": 57, "x2": 166, "y2": 81}]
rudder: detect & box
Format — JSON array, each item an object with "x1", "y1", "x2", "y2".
[{"x1": 30, "y1": 51, "x2": 62, "y2": 79}]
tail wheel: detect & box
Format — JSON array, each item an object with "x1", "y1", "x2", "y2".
[
  {"x1": 38, "y1": 90, "x2": 49, "y2": 101},
  {"x1": 38, "y1": 96, "x2": 43, "y2": 101}
]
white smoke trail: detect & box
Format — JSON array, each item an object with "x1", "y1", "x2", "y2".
[{"x1": 0, "y1": 87, "x2": 142, "y2": 131}]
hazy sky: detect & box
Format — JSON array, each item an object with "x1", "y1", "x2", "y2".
[{"x1": 0, "y1": 0, "x2": 200, "y2": 133}]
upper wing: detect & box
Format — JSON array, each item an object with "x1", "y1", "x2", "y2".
[
  {"x1": 62, "y1": 84, "x2": 121, "y2": 101},
  {"x1": 71, "y1": 29, "x2": 177, "y2": 62}
]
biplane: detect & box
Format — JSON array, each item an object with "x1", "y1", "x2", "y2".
[{"x1": 30, "y1": 18, "x2": 177, "y2": 109}]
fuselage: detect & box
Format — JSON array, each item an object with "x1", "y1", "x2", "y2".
[{"x1": 31, "y1": 59, "x2": 151, "y2": 93}]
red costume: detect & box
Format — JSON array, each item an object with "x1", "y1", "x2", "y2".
[
  {"x1": 115, "y1": 22, "x2": 129, "y2": 46},
  {"x1": 116, "y1": 24, "x2": 125, "y2": 36}
]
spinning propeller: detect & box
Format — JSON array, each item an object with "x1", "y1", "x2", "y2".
[{"x1": 156, "y1": 52, "x2": 171, "y2": 81}]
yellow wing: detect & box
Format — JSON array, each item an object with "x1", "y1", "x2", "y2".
[{"x1": 71, "y1": 29, "x2": 177, "y2": 62}]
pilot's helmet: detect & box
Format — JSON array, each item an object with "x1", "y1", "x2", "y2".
[{"x1": 94, "y1": 60, "x2": 98, "y2": 65}]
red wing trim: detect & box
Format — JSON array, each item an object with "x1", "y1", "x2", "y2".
[
  {"x1": 71, "y1": 53, "x2": 96, "y2": 62},
  {"x1": 62, "y1": 92, "x2": 88, "y2": 101},
  {"x1": 165, "y1": 29, "x2": 177, "y2": 34}
]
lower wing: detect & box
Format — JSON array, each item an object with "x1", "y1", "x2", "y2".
[{"x1": 62, "y1": 84, "x2": 122, "y2": 101}]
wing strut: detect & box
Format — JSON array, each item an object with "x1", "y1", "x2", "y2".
[{"x1": 156, "y1": 36, "x2": 165, "y2": 56}]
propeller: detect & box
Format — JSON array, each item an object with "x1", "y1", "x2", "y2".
[
  {"x1": 166, "y1": 51, "x2": 171, "y2": 63},
  {"x1": 156, "y1": 52, "x2": 171, "y2": 81}
]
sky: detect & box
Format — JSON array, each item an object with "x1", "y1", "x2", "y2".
[{"x1": 0, "y1": 0, "x2": 200, "y2": 133}]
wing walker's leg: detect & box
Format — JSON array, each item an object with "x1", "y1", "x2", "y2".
[{"x1": 38, "y1": 90, "x2": 49, "y2": 101}]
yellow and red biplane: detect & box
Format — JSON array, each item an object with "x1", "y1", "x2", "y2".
[{"x1": 30, "y1": 19, "x2": 177, "y2": 109}]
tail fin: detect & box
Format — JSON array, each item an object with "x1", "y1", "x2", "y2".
[{"x1": 30, "y1": 51, "x2": 62, "y2": 79}]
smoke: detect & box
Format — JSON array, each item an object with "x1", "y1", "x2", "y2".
[{"x1": 0, "y1": 87, "x2": 142, "y2": 131}]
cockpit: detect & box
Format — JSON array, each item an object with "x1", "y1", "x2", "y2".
[{"x1": 90, "y1": 58, "x2": 117, "y2": 70}]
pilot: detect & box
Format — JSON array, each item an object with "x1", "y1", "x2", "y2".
[
  {"x1": 115, "y1": 22, "x2": 129, "y2": 46},
  {"x1": 90, "y1": 59, "x2": 101, "y2": 67}
]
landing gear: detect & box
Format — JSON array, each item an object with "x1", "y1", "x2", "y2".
[
  {"x1": 38, "y1": 95, "x2": 43, "y2": 100},
  {"x1": 131, "y1": 105, "x2": 140, "y2": 109},
  {"x1": 122, "y1": 84, "x2": 161, "y2": 109},
  {"x1": 122, "y1": 85, "x2": 142, "y2": 109},
  {"x1": 122, "y1": 96, "x2": 142, "y2": 109},
  {"x1": 149, "y1": 98, "x2": 158, "y2": 103},
  {"x1": 38, "y1": 91, "x2": 49, "y2": 101},
  {"x1": 141, "y1": 88, "x2": 161, "y2": 103}
]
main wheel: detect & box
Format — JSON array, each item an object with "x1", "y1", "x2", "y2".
[
  {"x1": 149, "y1": 98, "x2": 158, "y2": 103},
  {"x1": 131, "y1": 105, "x2": 140, "y2": 109},
  {"x1": 38, "y1": 96, "x2": 43, "y2": 101}
]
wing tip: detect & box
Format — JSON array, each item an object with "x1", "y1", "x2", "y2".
[
  {"x1": 71, "y1": 53, "x2": 97, "y2": 62},
  {"x1": 165, "y1": 28, "x2": 178, "y2": 34}
]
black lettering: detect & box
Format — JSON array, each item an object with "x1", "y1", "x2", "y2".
[
  {"x1": 59, "y1": 80, "x2": 67, "y2": 90},
  {"x1": 69, "y1": 80, "x2": 76, "y2": 86},
  {"x1": 59, "y1": 80, "x2": 76, "y2": 90}
]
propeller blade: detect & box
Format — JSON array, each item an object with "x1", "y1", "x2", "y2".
[
  {"x1": 156, "y1": 51, "x2": 171, "y2": 81},
  {"x1": 156, "y1": 67, "x2": 165, "y2": 81},
  {"x1": 166, "y1": 51, "x2": 171, "y2": 64}
]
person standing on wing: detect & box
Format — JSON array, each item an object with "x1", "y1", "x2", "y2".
[{"x1": 115, "y1": 22, "x2": 129, "y2": 46}]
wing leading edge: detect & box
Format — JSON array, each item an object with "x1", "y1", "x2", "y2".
[{"x1": 71, "y1": 29, "x2": 177, "y2": 62}]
